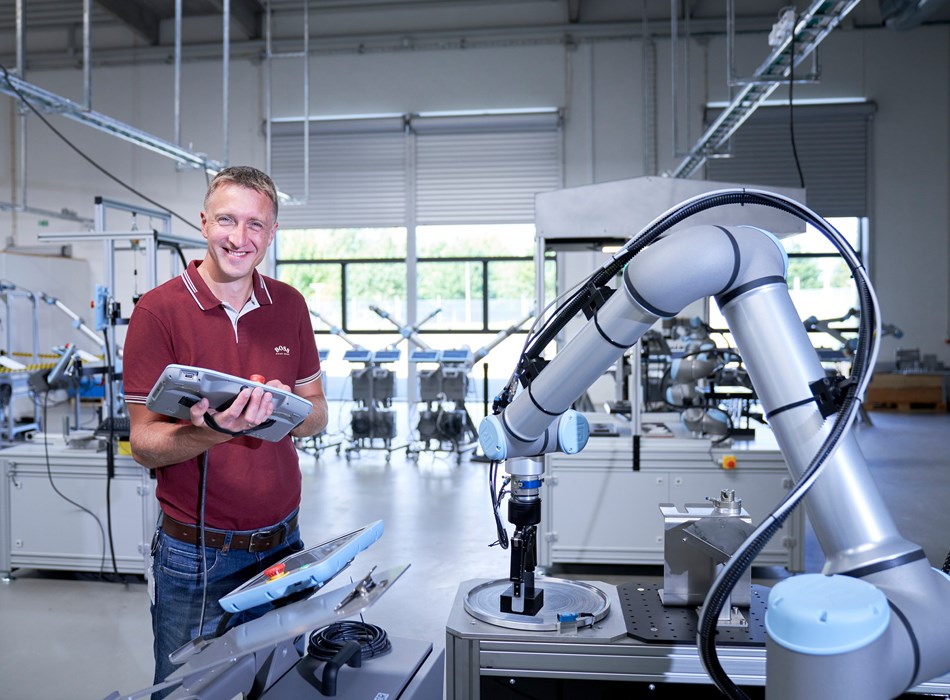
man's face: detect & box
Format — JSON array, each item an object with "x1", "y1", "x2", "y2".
[{"x1": 200, "y1": 182, "x2": 278, "y2": 283}]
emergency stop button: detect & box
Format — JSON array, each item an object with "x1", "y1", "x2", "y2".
[
  {"x1": 264, "y1": 562, "x2": 286, "y2": 580},
  {"x1": 721, "y1": 454, "x2": 737, "y2": 470}
]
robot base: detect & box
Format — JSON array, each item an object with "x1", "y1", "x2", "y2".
[{"x1": 447, "y1": 578, "x2": 950, "y2": 699}]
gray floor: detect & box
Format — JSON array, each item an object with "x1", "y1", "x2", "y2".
[{"x1": 1, "y1": 409, "x2": 948, "y2": 699}]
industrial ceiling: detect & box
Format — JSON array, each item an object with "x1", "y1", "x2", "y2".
[{"x1": 1, "y1": 0, "x2": 949, "y2": 71}]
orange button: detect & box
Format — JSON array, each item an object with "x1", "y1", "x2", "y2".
[
  {"x1": 250, "y1": 374, "x2": 266, "y2": 384},
  {"x1": 264, "y1": 562, "x2": 286, "y2": 580},
  {"x1": 722, "y1": 455, "x2": 737, "y2": 470}
]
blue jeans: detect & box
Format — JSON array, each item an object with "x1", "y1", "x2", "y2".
[{"x1": 149, "y1": 511, "x2": 304, "y2": 698}]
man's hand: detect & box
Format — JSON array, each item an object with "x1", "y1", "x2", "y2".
[{"x1": 189, "y1": 383, "x2": 277, "y2": 435}]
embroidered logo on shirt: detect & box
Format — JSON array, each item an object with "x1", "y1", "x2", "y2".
[{"x1": 275, "y1": 345, "x2": 291, "y2": 356}]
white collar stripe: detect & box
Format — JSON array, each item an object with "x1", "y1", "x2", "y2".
[
  {"x1": 258, "y1": 275, "x2": 274, "y2": 305},
  {"x1": 181, "y1": 271, "x2": 207, "y2": 311}
]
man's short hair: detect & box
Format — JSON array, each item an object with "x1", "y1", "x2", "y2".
[{"x1": 204, "y1": 166, "x2": 279, "y2": 220}]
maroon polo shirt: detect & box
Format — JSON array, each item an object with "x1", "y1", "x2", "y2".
[{"x1": 123, "y1": 260, "x2": 321, "y2": 530}]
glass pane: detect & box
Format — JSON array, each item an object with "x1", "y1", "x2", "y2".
[
  {"x1": 487, "y1": 260, "x2": 537, "y2": 328},
  {"x1": 710, "y1": 216, "x2": 862, "y2": 343},
  {"x1": 783, "y1": 217, "x2": 860, "y2": 254},
  {"x1": 543, "y1": 257, "x2": 557, "y2": 312},
  {"x1": 277, "y1": 227, "x2": 406, "y2": 260},
  {"x1": 417, "y1": 261, "x2": 484, "y2": 330},
  {"x1": 708, "y1": 256, "x2": 859, "y2": 351},
  {"x1": 277, "y1": 263, "x2": 342, "y2": 310},
  {"x1": 317, "y1": 332, "x2": 410, "y2": 404},
  {"x1": 345, "y1": 262, "x2": 407, "y2": 330},
  {"x1": 417, "y1": 224, "x2": 535, "y2": 257},
  {"x1": 404, "y1": 331, "x2": 531, "y2": 419},
  {"x1": 786, "y1": 257, "x2": 859, "y2": 333}
]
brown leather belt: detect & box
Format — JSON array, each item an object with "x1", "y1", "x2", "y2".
[{"x1": 160, "y1": 512, "x2": 298, "y2": 552}]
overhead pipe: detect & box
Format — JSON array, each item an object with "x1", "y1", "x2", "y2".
[
  {"x1": 669, "y1": 0, "x2": 694, "y2": 158},
  {"x1": 15, "y1": 0, "x2": 25, "y2": 214},
  {"x1": 174, "y1": 0, "x2": 182, "y2": 147},
  {"x1": 303, "y1": 0, "x2": 310, "y2": 205},
  {"x1": 83, "y1": 0, "x2": 91, "y2": 110},
  {"x1": 223, "y1": 0, "x2": 230, "y2": 165},
  {"x1": 640, "y1": 0, "x2": 656, "y2": 175},
  {"x1": 264, "y1": 0, "x2": 272, "y2": 174}
]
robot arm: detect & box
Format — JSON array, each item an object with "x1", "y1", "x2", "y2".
[
  {"x1": 479, "y1": 223, "x2": 785, "y2": 459},
  {"x1": 478, "y1": 190, "x2": 950, "y2": 699}
]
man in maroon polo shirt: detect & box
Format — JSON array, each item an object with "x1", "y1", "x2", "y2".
[{"x1": 123, "y1": 166, "x2": 328, "y2": 694}]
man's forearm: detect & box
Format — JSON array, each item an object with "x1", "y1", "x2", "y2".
[
  {"x1": 131, "y1": 419, "x2": 231, "y2": 469},
  {"x1": 291, "y1": 398, "x2": 329, "y2": 439}
]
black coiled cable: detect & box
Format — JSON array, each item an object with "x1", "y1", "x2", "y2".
[{"x1": 307, "y1": 621, "x2": 392, "y2": 661}]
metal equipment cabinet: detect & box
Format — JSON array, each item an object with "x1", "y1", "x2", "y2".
[
  {"x1": 0, "y1": 441, "x2": 157, "y2": 577},
  {"x1": 445, "y1": 578, "x2": 950, "y2": 699},
  {"x1": 539, "y1": 432, "x2": 804, "y2": 571}
]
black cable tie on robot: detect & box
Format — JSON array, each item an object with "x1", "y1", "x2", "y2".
[
  {"x1": 594, "y1": 310, "x2": 629, "y2": 350},
  {"x1": 809, "y1": 374, "x2": 858, "y2": 419},
  {"x1": 765, "y1": 396, "x2": 816, "y2": 420},
  {"x1": 517, "y1": 354, "x2": 549, "y2": 388},
  {"x1": 526, "y1": 382, "x2": 561, "y2": 417},
  {"x1": 203, "y1": 413, "x2": 275, "y2": 438},
  {"x1": 581, "y1": 282, "x2": 615, "y2": 320}
]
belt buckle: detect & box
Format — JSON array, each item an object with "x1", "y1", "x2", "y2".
[{"x1": 248, "y1": 527, "x2": 282, "y2": 553}]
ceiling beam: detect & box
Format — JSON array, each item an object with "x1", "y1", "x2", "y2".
[
  {"x1": 671, "y1": 0, "x2": 863, "y2": 179},
  {"x1": 94, "y1": 0, "x2": 162, "y2": 45},
  {"x1": 567, "y1": 0, "x2": 581, "y2": 23},
  {"x1": 206, "y1": 0, "x2": 265, "y2": 39},
  {"x1": 0, "y1": 70, "x2": 224, "y2": 172}
]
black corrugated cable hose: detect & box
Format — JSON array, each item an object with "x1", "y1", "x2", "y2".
[{"x1": 307, "y1": 621, "x2": 392, "y2": 661}]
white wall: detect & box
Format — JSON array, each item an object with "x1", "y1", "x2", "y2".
[{"x1": 0, "y1": 21, "x2": 947, "y2": 366}]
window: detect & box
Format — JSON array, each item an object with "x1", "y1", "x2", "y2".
[
  {"x1": 272, "y1": 111, "x2": 562, "y2": 407},
  {"x1": 273, "y1": 111, "x2": 562, "y2": 336},
  {"x1": 414, "y1": 223, "x2": 539, "y2": 332},
  {"x1": 709, "y1": 217, "x2": 866, "y2": 355},
  {"x1": 276, "y1": 227, "x2": 407, "y2": 330},
  {"x1": 704, "y1": 102, "x2": 873, "y2": 359},
  {"x1": 705, "y1": 102, "x2": 876, "y2": 217}
]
